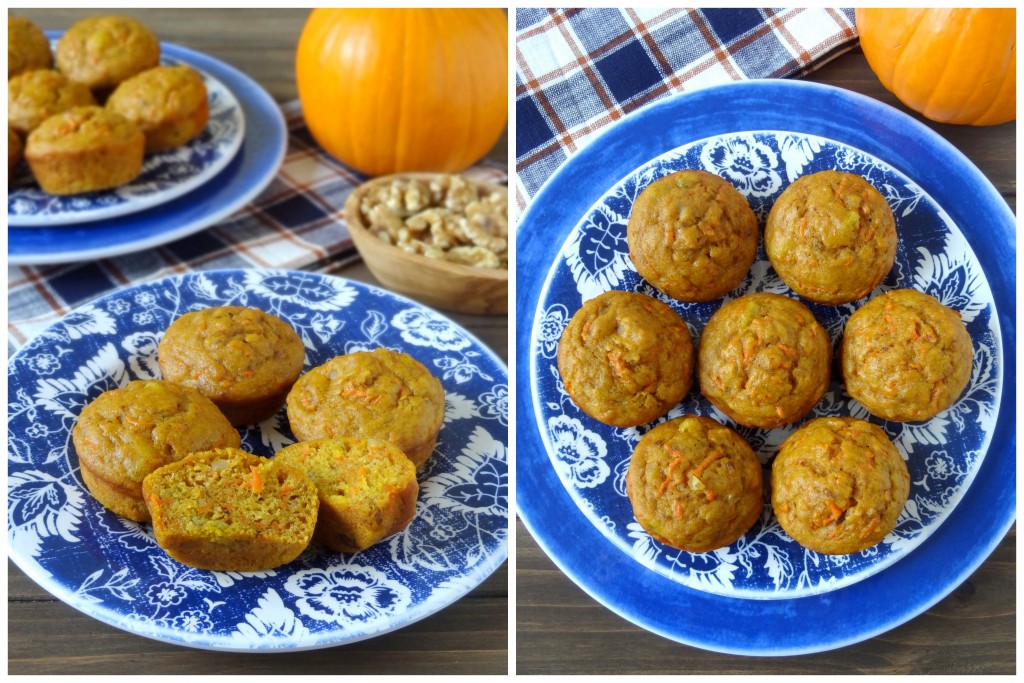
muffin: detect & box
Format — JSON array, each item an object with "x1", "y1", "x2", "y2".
[
  {"x1": 765, "y1": 170, "x2": 897, "y2": 305},
  {"x1": 698, "y1": 292, "x2": 831, "y2": 429},
  {"x1": 55, "y1": 15, "x2": 160, "y2": 93},
  {"x1": 107, "y1": 64, "x2": 209, "y2": 152},
  {"x1": 158, "y1": 306, "x2": 306, "y2": 426},
  {"x1": 9, "y1": 127, "x2": 23, "y2": 175},
  {"x1": 627, "y1": 169, "x2": 759, "y2": 302},
  {"x1": 557, "y1": 290, "x2": 694, "y2": 428},
  {"x1": 275, "y1": 437, "x2": 419, "y2": 552},
  {"x1": 840, "y1": 288, "x2": 973, "y2": 422},
  {"x1": 8, "y1": 69, "x2": 96, "y2": 135},
  {"x1": 143, "y1": 447, "x2": 319, "y2": 571},
  {"x1": 286, "y1": 348, "x2": 446, "y2": 469},
  {"x1": 71, "y1": 379, "x2": 241, "y2": 522},
  {"x1": 626, "y1": 415, "x2": 763, "y2": 552},
  {"x1": 24, "y1": 105, "x2": 144, "y2": 194},
  {"x1": 9, "y1": 17, "x2": 53, "y2": 79},
  {"x1": 771, "y1": 417, "x2": 910, "y2": 555}
]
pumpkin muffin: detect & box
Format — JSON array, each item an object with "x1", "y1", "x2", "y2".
[
  {"x1": 286, "y1": 348, "x2": 446, "y2": 470},
  {"x1": 626, "y1": 415, "x2": 763, "y2": 553},
  {"x1": 9, "y1": 17, "x2": 53, "y2": 79},
  {"x1": 143, "y1": 447, "x2": 319, "y2": 571},
  {"x1": 8, "y1": 69, "x2": 96, "y2": 135},
  {"x1": 24, "y1": 105, "x2": 144, "y2": 194},
  {"x1": 275, "y1": 437, "x2": 419, "y2": 553},
  {"x1": 158, "y1": 306, "x2": 306, "y2": 426},
  {"x1": 557, "y1": 290, "x2": 694, "y2": 428},
  {"x1": 840, "y1": 288, "x2": 973, "y2": 422},
  {"x1": 627, "y1": 169, "x2": 759, "y2": 302},
  {"x1": 9, "y1": 127, "x2": 24, "y2": 175},
  {"x1": 698, "y1": 292, "x2": 831, "y2": 429},
  {"x1": 55, "y1": 15, "x2": 160, "y2": 93},
  {"x1": 765, "y1": 170, "x2": 897, "y2": 304},
  {"x1": 771, "y1": 417, "x2": 910, "y2": 555},
  {"x1": 107, "y1": 64, "x2": 209, "y2": 152},
  {"x1": 72, "y1": 379, "x2": 241, "y2": 522}
]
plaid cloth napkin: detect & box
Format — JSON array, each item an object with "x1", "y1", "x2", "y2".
[
  {"x1": 515, "y1": 7, "x2": 858, "y2": 214},
  {"x1": 8, "y1": 100, "x2": 508, "y2": 351}
]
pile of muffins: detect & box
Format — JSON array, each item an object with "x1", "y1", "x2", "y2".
[
  {"x1": 557, "y1": 168, "x2": 974, "y2": 556},
  {"x1": 8, "y1": 15, "x2": 209, "y2": 194},
  {"x1": 72, "y1": 305, "x2": 446, "y2": 571}
]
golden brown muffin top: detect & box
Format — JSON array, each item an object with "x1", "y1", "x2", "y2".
[
  {"x1": 107, "y1": 64, "x2": 208, "y2": 126},
  {"x1": 9, "y1": 16, "x2": 53, "y2": 79},
  {"x1": 771, "y1": 416, "x2": 910, "y2": 555},
  {"x1": 55, "y1": 15, "x2": 160, "y2": 90},
  {"x1": 8, "y1": 69, "x2": 97, "y2": 135},
  {"x1": 24, "y1": 105, "x2": 142, "y2": 156}
]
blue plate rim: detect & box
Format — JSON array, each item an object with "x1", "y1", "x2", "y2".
[
  {"x1": 515, "y1": 79, "x2": 1015, "y2": 655},
  {"x1": 8, "y1": 267, "x2": 509, "y2": 652},
  {"x1": 8, "y1": 41, "x2": 287, "y2": 266}
]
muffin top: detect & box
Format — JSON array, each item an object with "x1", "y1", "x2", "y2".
[
  {"x1": 158, "y1": 306, "x2": 306, "y2": 405},
  {"x1": 107, "y1": 64, "x2": 208, "y2": 127},
  {"x1": 771, "y1": 416, "x2": 910, "y2": 555},
  {"x1": 8, "y1": 69, "x2": 97, "y2": 135},
  {"x1": 766, "y1": 170, "x2": 897, "y2": 305},
  {"x1": 557, "y1": 289, "x2": 694, "y2": 428},
  {"x1": 286, "y1": 348, "x2": 446, "y2": 444},
  {"x1": 627, "y1": 415, "x2": 763, "y2": 553},
  {"x1": 627, "y1": 169, "x2": 759, "y2": 302},
  {"x1": 841, "y1": 288, "x2": 973, "y2": 422},
  {"x1": 9, "y1": 16, "x2": 53, "y2": 79},
  {"x1": 55, "y1": 15, "x2": 160, "y2": 90},
  {"x1": 72, "y1": 379, "x2": 240, "y2": 485},
  {"x1": 24, "y1": 105, "x2": 142, "y2": 156},
  {"x1": 698, "y1": 292, "x2": 831, "y2": 429}
]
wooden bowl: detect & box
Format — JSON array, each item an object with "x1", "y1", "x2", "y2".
[{"x1": 343, "y1": 173, "x2": 508, "y2": 316}]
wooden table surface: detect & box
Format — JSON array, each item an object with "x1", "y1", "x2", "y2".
[
  {"x1": 516, "y1": 46, "x2": 1015, "y2": 675},
  {"x1": 8, "y1": 9, "x2": 508, "y2": 675}
]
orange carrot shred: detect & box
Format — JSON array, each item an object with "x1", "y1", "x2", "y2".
[{"x1": 691, "y1": 450, "x2": 724, "y2": 479}]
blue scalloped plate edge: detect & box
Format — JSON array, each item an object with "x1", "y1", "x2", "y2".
[
  {"x1": 8, "y1": 268, "x2": 509, "y2": 652},
  {"x1": 515, "y1": 79, "x2": 1015, "y2": 656}
]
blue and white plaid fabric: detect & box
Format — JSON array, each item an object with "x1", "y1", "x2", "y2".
[
  {"x1": 8, "y1": 101, "x2": 508, "y2": 350},
  {"x1": 515, "y1": 8, "x2": 858, "y2": 214}
]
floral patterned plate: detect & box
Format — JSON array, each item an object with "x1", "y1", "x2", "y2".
[
  {"x1": 9, "y1": 36, "x2": 245, "y2": 228},
  {"x1": 517, "y1": 80, "x2": 1015, "y2": 653},
  {"x1": 8, "y1": 269, "x2": 508, "y2": 651}
]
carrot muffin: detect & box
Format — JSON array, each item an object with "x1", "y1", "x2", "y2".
[
  {"x1": 286, "y1": 348, "x2": 446, "y2": 469},
  {"x1": 627, "y1": 169, "x2": 759, "y2": 302},
  {"x1": 626, "y1": 415, "x2": 763, "y2": 552},
  {"x1": 840, "y1": 288, "x2": 973, "y2": 422},
  {"x1": 158, "y1": 306, "x2": 306, "y2": 426},
  {"x1": 143, "y1": 447, "x2": 319, "y2": 571},
  {"x1": 72, "y1": 379, "x2": 241, "y2": 522},
  {"x1": 9, "y1": 127, "x2": 23, "y2": 175},
  {"x1": 8, "y1": 69, "x2": 96, "y2": 135},
  {"x1": 107, "y1": 64, "x2": 209, "y2": 152},
  {"x1": 275, "y1": 437, "x2": 419, "y2": 553},
  {"x1": 9, "y1": 17, "x2": 53, "y2": 79},
  {"x1": 557, "y1": 290, "x2": 694, "y2": 428},
  {"x1": 55, "y1": 15, "x2": 160, "y2": 93},
  {"x1": 765, "y1": 170, "x2": 897, "y2": 305},
  {"x1": 771, "y1": 417, "x2": 910, "y2": 555},
  {"x1": 24, "y1": 105, "x2": 144, "y2": 194},
  {"x1": 698, "y1": 292, "x2": 831, "y2": 429}
]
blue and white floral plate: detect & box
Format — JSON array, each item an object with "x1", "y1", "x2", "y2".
[
  {"x1": 9, "y1": 37, "x2": 245, "y2": 228},
  {"x1": 8, "y1": 42, "x2": 286, "y2": 265},
  {"x1": 517, "y1": 80, "x2": 1015, "y2": 654},
  {"x1": 8, "y1": 269, "x2": 508, "y2": 651}
]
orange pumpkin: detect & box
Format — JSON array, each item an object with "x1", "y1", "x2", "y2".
[
  {"x1": 856, "y1": 8, "x2": 1015, "y2": 126},
  {"x1": 295, "y1": 8, "x2": 508, "y2": 176}
]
